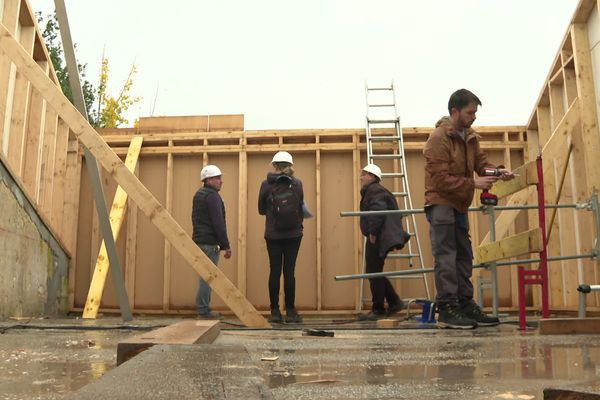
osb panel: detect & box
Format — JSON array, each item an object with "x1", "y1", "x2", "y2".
[
  {"x1": 291, "y1": 153, "x2": 318, "y2": 310},
  {"x1": 320, "y1": 153, "x2": 356, "y2": 309},
  {"x1": 138, "y1": 116, "x2": 208, "y2": 131},
  {"x1": 244, "y1": 152, "x2": 318, "y2": 311},
  {"x1": 73, "y1": 164, "x2": 93, "y2": 308},
  {"x1": 168, "y1": 155, "x2": 201, "y2": 310},
  {"x1": 168, "y1": 155, "x2": 240, "y2": 310},
  {"x1": 208, "y1": 115, "x2": 244, "y2": 131},
  {"x1": 133, "y1": 157, "x2": 167, "y2": 309},
  {"x1": 357, "y1": 152, "x2": 433, "y2": 301},
  {"x1": 246, "y1": 153, "x2": 273, "y2": 309}
]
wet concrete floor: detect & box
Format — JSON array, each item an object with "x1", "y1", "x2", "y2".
[{"x1": 1, "y1": 317, "x2": 600, "y2": 399}]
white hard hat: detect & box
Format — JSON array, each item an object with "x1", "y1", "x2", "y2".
[
  {"x1": 272, "y1": 151, "x2": 293, "y2": 165},
  {"x1": 200, "y1": 165, "x2": 222, "y2": 181},
  {"x1": 362, "y1": 163, "x2": 382, "y2": 180}
]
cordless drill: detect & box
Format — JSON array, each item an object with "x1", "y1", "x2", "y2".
[{"x1": 480, "y1": 167, "x2": 502, "y2": 206}]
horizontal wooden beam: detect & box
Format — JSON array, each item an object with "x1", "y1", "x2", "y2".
[
  {"x1": 0, "y1": 23, "x2": 270, "y2": 328},
  {"x1": 103, "y1": 141, "x2": 526, "y2": 156},
  {"x1": 475, "y1": 228, "x2": 542, "y2": 264},
  {"x1": 492, "y1": 160, "x2": 538, "y2": 199}
]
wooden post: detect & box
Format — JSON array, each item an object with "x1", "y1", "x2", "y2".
[
  {"x1": 237, "y1": 138, "x2": 247, "y2": 295},
  {"x1": 125, "y1": 162, "x2": 139, "y2": 308},
  {"x1": 163, "y1": 140, "x2": 173, "y2": 312},
  {"x1": 316, "y1": 148, "x2": 322, "y2": 310}
]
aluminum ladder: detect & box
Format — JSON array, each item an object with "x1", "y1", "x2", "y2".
[{"x1": 359, "y1": 81, "x2": 431, "y2": 311}]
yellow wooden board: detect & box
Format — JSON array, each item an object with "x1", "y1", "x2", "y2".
[
  {"x1": 83, "y1": 136, "x2": 143, "y2": 319},
  {"x1": 491, "y1": 160, "x2": 538, "y2": 199},
  {"x1": 475, "y1": 228, "x2": 542, "y2": 264}
]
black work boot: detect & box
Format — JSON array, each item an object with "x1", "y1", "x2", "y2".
[
  {"x1": 460, "y1": 300, "x2": 500, "y2": 327},
  {"x1": 285, "y1": 308, "x2": 303, "y2": 323},
  {"x1": 437, "y1": 302, "x2": 477, "y2": 329},
  {"x1": 269, "y1": 308, "x2": 283, "y2": 323}
]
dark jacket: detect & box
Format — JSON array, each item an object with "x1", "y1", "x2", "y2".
[
  {"x1": 192, "y1": 185, "x2": 230, "y2": 249},
  {"x1": 258, "y1": 172, "x2": 304, "y2": 239},
  {"x1": 423, "y1": 116, "x2": 495, "y2": 213},
  {"x1": 360, "y1": 181, "x2": 410, "y2": 257}
]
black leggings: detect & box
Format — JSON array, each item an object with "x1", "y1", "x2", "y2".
[{"x1": 266, "y1": 236, "x2": 302, "y2": 310}]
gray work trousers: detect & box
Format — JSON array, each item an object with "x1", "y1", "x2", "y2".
[{"x1": 426, "y1": 204, "x2": 473, "y2": 305}]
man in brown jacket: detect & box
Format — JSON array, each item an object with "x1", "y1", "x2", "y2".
[{"x1": 423, "y1": 89, "x2": 514, "y2": 329}]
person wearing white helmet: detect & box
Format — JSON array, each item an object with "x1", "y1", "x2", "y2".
[
  {"x1": 358, "y1": 163, "x2": 407, "y2": 321},
  {"x1": 258, "y1": 151, "x2": 305, "y2": 323},
  {"x1": 192, "y1": 164, "x2": 232, "y2": 319}
]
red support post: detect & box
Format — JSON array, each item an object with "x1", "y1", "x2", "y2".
[{"x1": 518, "y1": 266, "x2": 527, "y2": 330}]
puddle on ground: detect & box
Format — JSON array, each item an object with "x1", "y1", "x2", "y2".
[
  {"x1": 2, "y1": 360, "x2": 112, "y2": 398},
  {"x1": 260, "y1": 337, "x2": 600, "y2": 397}
]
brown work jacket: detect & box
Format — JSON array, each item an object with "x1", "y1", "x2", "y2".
[{"x1": 423, "y1": 117, "x2": 495, "y2": 214}]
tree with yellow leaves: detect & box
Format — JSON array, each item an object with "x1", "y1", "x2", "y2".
[
  {"x1": 38, "y1": 13, "x2": 140, "y2": 128},
  {"x1": 91, "y1": 54, "x2": 140, "y2": 128}
]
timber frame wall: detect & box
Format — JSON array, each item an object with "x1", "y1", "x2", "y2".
[
  {"x1": 0, "y1": 0, "x2": 77, "y2": 258},
  {"x1": 74, "y1": 120, "x2": 528, "y2": 315},
  {"x1": 515, "y1": 0, "x2": 600, "y2": 311},
  {"x1": 5, "y1": 0, "x2": 600, "y2": 316}
]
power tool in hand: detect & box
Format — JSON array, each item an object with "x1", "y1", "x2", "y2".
[{"x1": 480, "y1": 167, "x2": 502, "y2": 206}]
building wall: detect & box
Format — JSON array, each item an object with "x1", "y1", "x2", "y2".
[{"x1": 0, "y1": 156, "x2": 69, "y2": 318}]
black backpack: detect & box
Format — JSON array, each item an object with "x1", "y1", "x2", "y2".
[{"x1": 269, "y1": 176, "x2": 302, "y2": 231}]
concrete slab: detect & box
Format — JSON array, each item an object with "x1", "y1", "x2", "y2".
[
  {"x1": 67, "y1": 344, "x2": 272, "y2": 400},
  {"x1": 2, "y1": 316, "x2": 600, "y2": 399}
]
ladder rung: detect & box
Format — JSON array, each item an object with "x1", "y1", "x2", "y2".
[
  {"x1": 368, "y1": 103, "x2": 395, "y2": 107},
  {"x1": 368, "y1": 118, "x2": 398, "y2": 124},
  {"x1": 369, "y1": 136, "x2": 398, "y2": 142},
  {"x1": 367, "y1": 87, "x2": 393, "y2": 91},
  {"x1": 381, "y1": 172, "x2": 405, "y2": 178},
  {"x1": 392, "y1": 192, "x2": 408, "y2": 197},
  {"x1": 388, "y1": 253, "x2": 420, "y2": 259},
  {"x1": 370, "y1": 154, "x2": 403, "y2": 159}
]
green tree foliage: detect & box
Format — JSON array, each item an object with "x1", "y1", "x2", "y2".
[
  {"x1": 38, "y1": 13, "x2": 95, "y2": 119},
  {"x1": 37, "y1": 13, "x2": 140, "y2": 128}
]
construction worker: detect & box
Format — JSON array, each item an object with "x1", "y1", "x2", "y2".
[
  {"x1": 192, "y1": 164, "x2": 232, "y2": 319},
  {"x1": 423, "y1": 89, "x2": 514, "y2": 329},
  {"x1": 358, "y1": 163, "x2": 408, "y2": 321},
  {"x1": 258, "y1": 151, "x2": 304, "y2": 323}
]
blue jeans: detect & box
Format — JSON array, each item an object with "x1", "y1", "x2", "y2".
[{"x1": 195, "y1": 244, "x2": 220, "y2": 315}]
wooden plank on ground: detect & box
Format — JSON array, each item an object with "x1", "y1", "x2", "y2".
[
  {"x1": 0, "y1": 25, "x2": 269, "y2": 328},
  {"x1": 539, "y1": 317, "x2": 600, "y2": 334},
  {"x1": 116, "y1": 320, "x2": 220, "y2": 365},
  {"x1": 492, "y1": 160, "x2": 538, "y2": 199},
  {"x1": 83, "y1": 136, "x2": 143, "y2": 319},
  {"x1": 475, "y1": 228, "x2": 542, "y2": 264},
  {"x1": 544, "y1": 388, "x2": 600, "y2": 399}
]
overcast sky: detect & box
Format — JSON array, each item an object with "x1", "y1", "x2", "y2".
[{"x1": 30, "y1": 1, "x2": 579, "y2": 130}]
